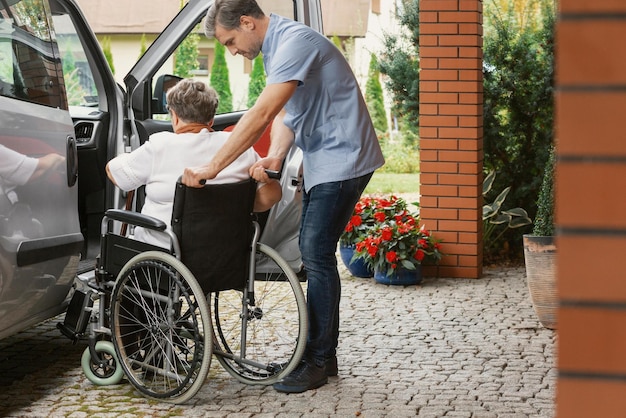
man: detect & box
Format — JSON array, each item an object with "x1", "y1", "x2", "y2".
[{"x1": 182, "y1": 0, "x2": 384, "y2": 393}]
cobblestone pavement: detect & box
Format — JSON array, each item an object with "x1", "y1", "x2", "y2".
[{"x1": 0, "y1": 264, "x2": 556, "y2": 417}]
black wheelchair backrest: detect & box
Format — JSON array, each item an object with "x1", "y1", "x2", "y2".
[{"x1": 171, "y1": 178, "x2": 257, "y2": 293}]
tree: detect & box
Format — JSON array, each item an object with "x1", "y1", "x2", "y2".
[
  {"x1": 247, "y1": 54, "x2": 265, "y2": 108},
  {"x1": 174, "y1": 31, "x2": 199, "y2": 78},
  {"x1": 100, "y1": 36, "x2": 115, "y2": 75},
  {"x1": 60, "y1": 41, "x2": 88, "y2": 106},
  {"x1": 173, "y1": 0, "x2": 199, "y2": 78},
  {"x1": 378, "y1": 0, "x2": 420, "y2": 144},
  {"x1": 210, "y1": 42, "x2": 233, "y2": 113},
  {"x1": 365, "y1": 53, "x2": 388, "y2": 135},
  {"x1": 139, "y1": 34, "x2": 148, "y2": 59}
]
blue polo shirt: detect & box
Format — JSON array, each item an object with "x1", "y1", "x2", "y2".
[{"x1": 262, "y1": 14, "x2": 384, "y2": 191}]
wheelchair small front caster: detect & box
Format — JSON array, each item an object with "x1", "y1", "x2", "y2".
[{"x1": 81, "y1": 340, "x2": 124, "y2": 385}]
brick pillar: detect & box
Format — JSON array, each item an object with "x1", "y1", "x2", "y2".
[
  {"x1": 419, "y1": 0, "x2": 483, "y2": 278},
  {"x1": 557, "y1": 1, "x2": 626, "y2": 415}
]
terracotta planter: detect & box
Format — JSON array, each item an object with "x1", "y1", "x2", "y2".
[{"x1": 523, "y1": 235, "x2": 557, "y2": 329}]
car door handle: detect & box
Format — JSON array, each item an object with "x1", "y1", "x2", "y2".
[{"x1": 66, "y1": 135, "x2": 78, "y2": 187}]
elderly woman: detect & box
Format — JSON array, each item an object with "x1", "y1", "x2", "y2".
[{"x1": 106, "y1": 78, "x2": 281, "y2": 248}]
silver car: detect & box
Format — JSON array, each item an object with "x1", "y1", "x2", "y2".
[{"x1": 0, "y1": 0, "x2": 316, "y2": 340}]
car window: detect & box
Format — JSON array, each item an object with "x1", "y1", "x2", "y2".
[
  {"x1": 52, "y1": 13, "x2": 98, "y2": 107},
  {"x1": 153, "y1": 0, "x2": 295, "y2": 118},
  {"x1": 0, "y1": 0, "x2": 67, "y2": 109}
]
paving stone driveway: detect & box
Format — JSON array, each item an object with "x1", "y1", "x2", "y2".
[{"x1": 0, "y1": 265, "x2": 555, "y2": 417}]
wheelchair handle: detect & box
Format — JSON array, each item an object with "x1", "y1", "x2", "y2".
[{"x1": 199, "y1": 169, "x2": 280, "y2": 185}]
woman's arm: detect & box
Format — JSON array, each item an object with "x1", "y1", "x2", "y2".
[{"x1": 253, "y1": 178, "x2": 282, "y2": 213}]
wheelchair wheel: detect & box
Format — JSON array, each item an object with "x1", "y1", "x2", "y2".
[
  {"x1": 212, "y1": 242, "x2": 307, "y2": 385},
  {"x1": 110, "y1": 251, "x2": 212, "y2": 403},
  {"x1": 81, "y1": 340, "x2": 125, "y2": 386}
]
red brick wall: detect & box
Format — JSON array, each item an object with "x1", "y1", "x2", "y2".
[
  {"x1": 556, "y1": 0, "x2": 626, "y2": 415},
  {"x1": 419, "y1": 0, "x2": 483, "y2": 279}
]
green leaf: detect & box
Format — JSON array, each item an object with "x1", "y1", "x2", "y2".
[
  {"x1": 401, "y1": 260, "x2": 416, "y2": 269},
  {"x1": 483, "y1": 170, "x2": 496, "y2": 196},
  {"x1": 492, "y1": 186, "x2": 511, "y2": 208},
  {"x1": 503, "y1": 207, "x2": 529, "y2": 218},
  {"x1": 509, "y1": 216, "x2": 533, "y2": 228},
  {"x1": 490, "y1": 213, "x2": 511, "y2": 225},
  {"x1": 482, "y1": 204, "x2": 492, "y2": 218}
]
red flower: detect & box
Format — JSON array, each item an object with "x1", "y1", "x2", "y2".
[
  {"x1": 381, "y1": 226, "x2": 393, "y2": 241},
  {"x1": 414, "y1": 249, "x2": 425, "y2": 261},
  {"x1": 374, "y1": 212, "x2": 386, "y2": 222},
  {"x1": 378, "y1": 197, "x2": 395, "y2": 208},
  {"x1": 386, "y1": 251, "x2": 398, "y2": 263},
  {"x1": 350, "y1": 215, "x2": 362, "y2": 227}
]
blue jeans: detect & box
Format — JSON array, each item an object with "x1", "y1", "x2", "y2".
[{"x1": 299, "y1": 173, "x2": 373, "y2": 365}]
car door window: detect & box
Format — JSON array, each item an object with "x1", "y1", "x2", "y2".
[
  {"x1": 0, "y1": 0, "x2": 66, "y2": 109},
  {"x1": 52, "y1": 13, "x2": 98, "y2": 108}
]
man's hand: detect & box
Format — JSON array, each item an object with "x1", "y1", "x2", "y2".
[
  {"x1": 249, "y1": 157, "x2": 282, "y2": 183},
  {"x1": 182, "y1": 165, "x2": 218, "y2": 187}
]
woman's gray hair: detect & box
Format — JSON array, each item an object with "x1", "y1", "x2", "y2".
[
  {"x1": 166, "y1": 79, "x2": 219, "y2": 125},
  {"x1": 204, "y1": 0, "x2": 265, "y2": 38}
]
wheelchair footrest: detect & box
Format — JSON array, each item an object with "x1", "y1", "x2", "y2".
[{"x1": 58, "y1": 289, "x2": 94, "y2": 343}]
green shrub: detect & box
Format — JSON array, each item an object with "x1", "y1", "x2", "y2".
[
  {"x1": 210, "y1": 42, "x2": 233, "y2": 113},
  {"x1": 174, "y1": 30, "x2": 199, "y2": 78},
  {"x1": 532, "y1": 145, "x2": 555, "y2": 236},
  {"x1": 100, "y1": 36, "x2": 115, "y2": 75},
  {"x1": 365, "y1": 54, "x2": 388, "y2": 134},
  {"x1": 483, "y1": 0, "x2": 555, "y2": 226},
  {"x1": 378, "y1": 0, "x2": 420, "y2": 144},
  {"x1": 247, "y1": 55, "x2": 265, "y2": 107},
  {"x1": 377, "y1": 133, "x2": 420, "y2": 174}
]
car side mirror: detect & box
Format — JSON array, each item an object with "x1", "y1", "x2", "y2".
[{"x1": 152, "y1": 74, "x2": 183, "y2": 114}]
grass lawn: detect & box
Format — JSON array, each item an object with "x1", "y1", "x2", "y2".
[{"x1": 364, "y1": 172, "x2": 420, "y2": 195}]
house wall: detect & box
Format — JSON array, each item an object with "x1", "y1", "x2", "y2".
[{"x1": 556, "y1": 0, "x2": 626, "y2": 415}]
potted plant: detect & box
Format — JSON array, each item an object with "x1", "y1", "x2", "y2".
[
  {"x1": 339, "y1": 195, "x2": 408, "y2": 278},
  {"x1": 523, "y1": 145, "x2": 557, "y2": 329},
  {"x1": 353, "y1": 208, "x2": 442, "y2": 285}
]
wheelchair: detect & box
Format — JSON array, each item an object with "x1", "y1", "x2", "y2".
[{"x1": 58, "y1": 178, "x2": 308, "y2": 403}]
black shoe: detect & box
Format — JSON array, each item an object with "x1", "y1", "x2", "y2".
[
  {"x1": 325, "y1": 356, "x2": 338, "y2": 377},
  {"x1": 271, "y1": 356, "x2": 338, "y2": 377},
  {"x1": 273, "y1": 359, "x2": 328, "y2": 393}
]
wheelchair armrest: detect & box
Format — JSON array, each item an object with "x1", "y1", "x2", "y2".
[{"x1": 104, "y1": 209, "x2": 167, "y2": 231}]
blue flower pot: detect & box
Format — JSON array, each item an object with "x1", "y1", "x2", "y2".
[
  {"x1": 374, "y1": 265, "x2": 422, "y2": 286},
  {"x1": 339, "y1": 244, "x2": 374, "y2": 278}
]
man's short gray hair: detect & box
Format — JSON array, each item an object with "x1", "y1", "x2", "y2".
[{"x1": 204, "y1": 0, "x2": 265, "y2": 38}]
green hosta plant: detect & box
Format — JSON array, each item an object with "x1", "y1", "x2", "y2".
[{"x1": 483, "y1": 171, "x2": 532, "y2": 249}]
